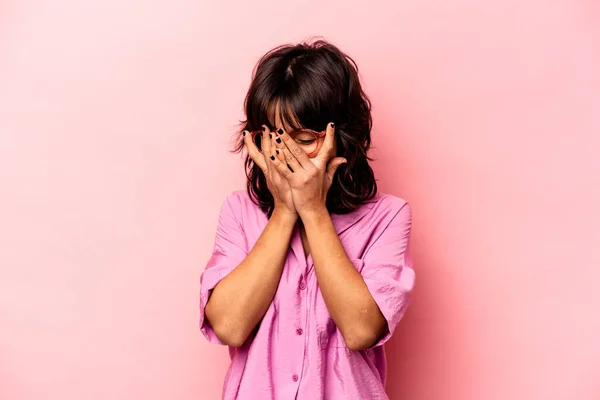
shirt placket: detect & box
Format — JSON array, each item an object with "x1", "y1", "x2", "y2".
[{"x1": 288, "y1": 227, "x2": 310, "y2": 398}]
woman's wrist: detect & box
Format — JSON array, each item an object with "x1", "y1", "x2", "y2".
[
  {"x1": 271, "y1": 206, "x2": 298, "y2": 227},
  {"x1": 298, "y1": 203, "x2": 329, "y2": 227}
]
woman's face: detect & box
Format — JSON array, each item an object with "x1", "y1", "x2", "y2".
[{"x1": 272, "y1": 102, "x2": 335, "y2": 159}]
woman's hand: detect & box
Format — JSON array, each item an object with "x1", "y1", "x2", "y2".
[
  {"x1": 269, "y1": 122, "x2": 347, "y2": 218},
  {"x1": 244, "y1": 126, "x2": 297, "y2": 219}
]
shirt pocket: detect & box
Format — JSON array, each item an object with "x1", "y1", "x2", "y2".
[{"x1": 316, "y1": 258, "x2": 365, "y2": 349}]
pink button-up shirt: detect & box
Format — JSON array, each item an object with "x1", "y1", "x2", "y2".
[{"x1": 200, "y1": 190, "x2": 415, "y2": 400}]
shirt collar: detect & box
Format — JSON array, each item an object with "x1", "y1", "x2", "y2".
[{"x1": 330, "y1": 192, "x2": 381, "y2": 235}]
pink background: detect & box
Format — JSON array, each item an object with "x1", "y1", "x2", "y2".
[{"x1": 1, "y1": 1, "x2": 599, "y2": 399}]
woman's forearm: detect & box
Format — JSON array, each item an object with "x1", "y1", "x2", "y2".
[
  {"x1": 302, "y1": 207, "x2": 387, "y2": 350},
  {"x1": 205, "y1": 209, "x2": 297, "y2": 347}
]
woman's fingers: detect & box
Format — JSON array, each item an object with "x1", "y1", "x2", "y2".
[
  {"x1": 279, "y1": 144, "x2": 307, "y2": 178},
  {"x1": 271, "y1": 133, "x2": 286, "y2": 164},
  {"x1": 274, "y1": 136, "x2": 302, "y2": 173},
  {"x1": 316, "y1": 122, "x2": 336, "y2": 161},
  {"x1": 261, "y1": 125, "x2": 273, "y2": 165},
  {"x1": 275, "y1": 128, "x2": 309, "y2": 169},
  {"x1": 243, "y1": 130, "x2": 267, "y2": 172},
  {"x1": 268, "y1": 149, "x2": 294, "y2": 181}
]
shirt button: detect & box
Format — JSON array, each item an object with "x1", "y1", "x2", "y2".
[
  {"x1": 299, "y1": 281, "x2": 306, "y2": 290},
  {"x1": 296, "y1": 328, "x2": 303, "y2": 335},
  {"x1": 292, "y1": 374, "x2": 299, "y2": 382}
]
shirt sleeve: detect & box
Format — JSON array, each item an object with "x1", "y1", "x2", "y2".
[
  {"x1": 358, "y1": 201, "x2": 415, "y2": 348},
  {"x1": 199, "y1": 193, "x2": 248, "y2": 345}
]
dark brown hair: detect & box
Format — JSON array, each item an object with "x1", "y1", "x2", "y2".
[{"x1": 234, "y1": 39, "x2": 377, "y2": 216}]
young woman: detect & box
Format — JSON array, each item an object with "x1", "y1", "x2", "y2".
[{"x1": 199, "y1": 39, "x2": 415, "y2": 400}]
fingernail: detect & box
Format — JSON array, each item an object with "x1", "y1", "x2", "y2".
[
  {"x1": 242, "y1": 131, "x2": 246, "y2": 136},
  {"x1": 269, "y1": 133, "x2": 272, "y2": 139},
  {"x1": 277, "y1": 129, "x2": 284, "y2": 135},
  {"x1": 262, "y1": 126, "x2": 266, "y2": 132},
  {"x1": 276, "y1": 138, "x2": 282, "y2": 143},
  {"x1": 270, "y1": 155, "x2": 275, "y2": 160},
  {"x1": 276, "y1": 150, "x2": 279, "y2": 154},
  {"x1": 330, "y1": 122, "x2": 335, "y2": 128}
]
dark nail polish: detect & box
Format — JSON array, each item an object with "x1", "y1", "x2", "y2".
[
  {"x1": 269, "y1": 133, "x2": 272, "y2": 139},
  {"x1": 276, "y1": 138, "x2": 281, "y2": 143},
  {"x1": 262, "y1": 126, "x2": 266, "y2": 132},
  {"x1": 276, "y1": 150, "x2": 279, "y2": 154},
  {"x1": 270, "y1": 155, "x2": 275, "y2": 160},
  {"x1": 277, "y1": 129, "x2": 284, "y2": 135},
  {"x1": 330, "y1": 123, "x2": 335, "y2": 128},
  {"x1": 242, "y1": 131, "x2": 246, "y2": 136}
]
